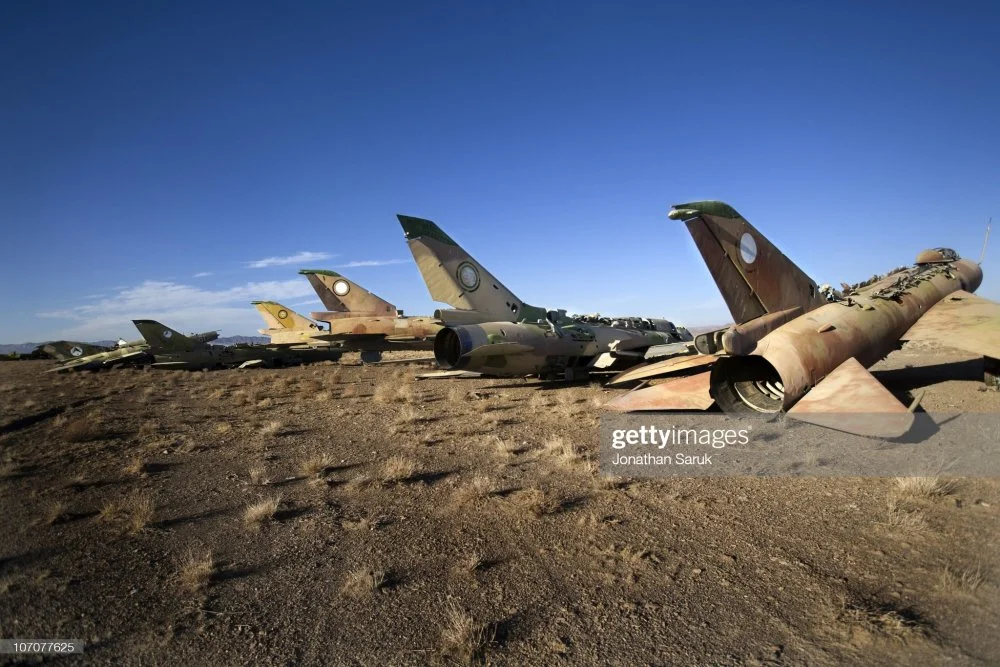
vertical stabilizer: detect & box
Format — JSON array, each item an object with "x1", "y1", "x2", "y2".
[
  {"x1": 299, "y1": 270, "x2": 397, "y2": 316},
  {"x1": 398, "y1": 215, "x2": 539, "y2": 323},
  {"x1": 669, "y1": 201, "x2": 827, "y2": 324}
]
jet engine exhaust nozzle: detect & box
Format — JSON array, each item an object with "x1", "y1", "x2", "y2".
[
  {"x1": 710, "y1": 356, "x2": 785, "y2": 414},
  {"x1": 434, "y1": 327, "x2": 470, "y2": 370}
]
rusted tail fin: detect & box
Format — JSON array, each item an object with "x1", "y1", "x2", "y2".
[
  {"x1": 669, "y1": 201, "x2": 827, "y2": 324},
  {"x1": 299, "y1": 270, "x2": 397, "y2": 316}
]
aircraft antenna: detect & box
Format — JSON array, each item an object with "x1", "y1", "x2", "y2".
[{"x1": 979, "y1": 217, "x2": 992, "y2": 265}]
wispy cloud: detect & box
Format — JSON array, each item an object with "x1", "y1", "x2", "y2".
[
  {"x1": 334, "y1": 259, "x2": 409, "y2": 268},
  {"x1": 289, "y1": 298, "x2": 323, "y2": 308},
  {"x1": 36, "y1": 279, "x2": 315, "y2": 340},
  {"x1": 247, "y1": 251, "x2": 333, "y2": 269},
  {"x1": 193, "y1": 271, "x2": 213, "y2": 278}
]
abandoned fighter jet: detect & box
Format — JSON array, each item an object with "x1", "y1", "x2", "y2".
[
  {"x1": 132, "y1": 319, "x2": 340, "y2": 369},
  {"x1": 45, "y1": 338, "x2": 152, "y2": 372},
  {"x1": 253, "y1": 300, "x2": 339, "y2": 346},
  {"x1": 606, "y1": 201, "x2": 1000, "y2": 437},
  {"x1": 41, "y1": 340, "x2": 111, "y2": 362},
  {"x1": 398, "y1": 215, "x2": 692, "y2": 380},
  {"x1": 297, "y1": 269, "x2": 440, "y2": 363}
]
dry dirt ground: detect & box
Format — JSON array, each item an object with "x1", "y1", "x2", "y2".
[{"x1": 1, "y1": 343, "x2": 998, "y2": 665}]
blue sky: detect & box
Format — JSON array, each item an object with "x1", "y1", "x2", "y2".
[{"x1": 1, "y1": 1, "x2": 997, "y2": 342}]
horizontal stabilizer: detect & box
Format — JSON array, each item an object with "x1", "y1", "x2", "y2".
[
  {"x1": 367, "y1": 355, "x2": 435, "y2": 365},
  {"x1": 415, "y1": 370, "x2": 482, "y2": 379},
  {"x1": 644, "y1": 342, "x2": 697, "y2": 360},
  {"x1": 901, "y1": 290, "x2": 1000, "y2": 359},
  {"x1": 604, "y1": 371, "x2": 714, "y2": 411},
  {"x1": 607, "y1": 354, "x2": 718, "y2": 387},
  {"x1": 787, "y1": 357, "x2": 913, "y2": 438}
]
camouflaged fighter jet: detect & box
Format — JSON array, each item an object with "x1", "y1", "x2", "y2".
[
  {"x1": 605, "y1": 200, "x2": 1000, "y2": 437},
  {"x1": 42, "y1": 340, "x2": 111, "y2": 362},
  {"x1": 45, "y1": 338, "x2": 152, "y2": 373},
  {"x1": 398, "y1": 215, "x2": 693, "y2": 380},
  {"x1": 132, "y1": 319, "x2": 341, "y2": 369},
  {"x1": 297, "y1": 269, "x2": 440, "y2": 363}
]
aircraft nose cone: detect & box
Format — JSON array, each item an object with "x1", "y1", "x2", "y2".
[{"x1": 956, "y1": 259, "x2": 983, "y2": 293}]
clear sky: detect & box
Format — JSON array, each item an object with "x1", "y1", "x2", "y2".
[{"x1": 1, "y1": 1, "x2": 997, "y2": 343}]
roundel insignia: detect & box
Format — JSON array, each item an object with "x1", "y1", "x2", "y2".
[
  {"x1": 277, "y1": 309, "x2": 289, "y2": 319},
  {"x1": 456, "y1": 262, "x2": 480, "y2": 291},
  {"x1": 163, "y1": 329, "x2": 173, "y2": 338},
  {"x1": 333, "y1": 280, "x2": 350, "y2": 296},
  {"x1": 739, "y1": 232, "x2": 758, "y2": 265},
  {"x1": 70, "y1": 346, "x2": 83, "y2": 357}
]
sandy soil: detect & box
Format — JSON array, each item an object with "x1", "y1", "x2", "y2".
[{"x1": 1, "y1": 343, "x2": 998, "y2": 665}]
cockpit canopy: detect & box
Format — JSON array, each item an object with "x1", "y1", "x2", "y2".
[{"x1": 915, "y1": 248, "x2": 959, "y2": 265}]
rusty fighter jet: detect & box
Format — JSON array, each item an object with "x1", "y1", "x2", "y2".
[
  {"x1": 297, "y1": 269, "x2": 439, "y2": 363},
  {"x1": 606, "y1": 201, "x2": 1000, "y2": 437}
]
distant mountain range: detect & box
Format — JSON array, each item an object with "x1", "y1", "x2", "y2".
[{"x1": 0, "y1": 336, "x2": 269, "y2": 355}]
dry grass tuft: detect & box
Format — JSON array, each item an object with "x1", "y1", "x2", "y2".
[
  {"x1": 379, "y1": 456, "x2": 419, "y2": 484},
  {"x1": 44, "y1": 500, "x2": 68, "y2": 525},
  {"x1": 177, "y1": 548, "x2": 215, "y2": 594},
  {"x1": 299, "y1": 452, "x2": 336, "y2": 478},
  {"x1": 244, "y1": 495, "x2": 281, "y2": 528},
  {"x1": 454, "y1": 474, "x2": 497, "y2": 505},
  {"x1": 340, "y1": 383, "x2": 358, "y2": 398},
  {"x1": 256, "y1": 397, "x2": 274, "y2": 409},
  {"x1": 520, "y1": 488, "x2": 564, "y2": 517},
  {"x1": 460, "y1": 552, "x2": 486, "y2": 574},
  {"x1": 315, "y1": 390, "x2": 332, "y2": 402},
  {"x1": 214, "y1": 422, "x2": 232, "y2": 435},
  {"x1": 893, "y1": 476, "x2": 956, "y2": 498},
  {"x1": 124, "y1": 456, "x2": 148, "y2": 477},
  {"x1": 528, "y1": 392, "x2": 551, "y2": 409},
  {"x1": 939, "y1": 563, "x2": 985, "y2": 594},
  {"x1": 883, "y1": 498, "x2": 927, "y2": 533},
  {"x1": 62, "y1": 417, "x2": 104, "y2": 443},
  {"x1": 543, "y1": 435, "x2": 584, "y2": 465},
  {"x1": 373, "y1": 384, "x2": 397, "y2": 404},
  {"x1": 492, "y1": 436, "x2": 522, "y2": 457},
  {"x1": 248, "y1": 463, "x2": 268, "y2": 485},
  {"x1": 396, "y1": 405, "x2": 420, "y2": 425},
  {"x1": 839, "y1": 603, "x2": 921, "y2": 641},
  {"x1": 0, "y1": 459, "x2": 20, "y2": 480},
  {"x1": 259, "y1": 421, "x2": 283, "y2": 437},
  {"x1": 341, "y1": 568, "x2": 388, "y2": 597},
  {"x1": 396, "y1": 384, "x2": 416, "y2": 403},
  {"x1": 138, "y1": 420, "x2": 159, "y2": 437},
  {"x1": 208, "y1": 387, "x2": 227, "y2": 400},
  {"x1": 345, "y1": 474, "x2": 374, "y2": 491},
  {"x1": 439, "y1": 602, "x2": 494, "y2": 664},
  {"x1": 124, "y1": 492, "x2": 155, "y2": 534}
]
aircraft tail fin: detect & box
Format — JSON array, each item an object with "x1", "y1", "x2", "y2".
[
  {"x1": 43, "y1": 341, "x2": 106, "y2": 361},
  {"x1": 669, "y1": 201, "x2": 827, "y2": 324},
  {"x1": 252, "y1": 301, "x2": 321, "y2": 332},
  {"x1": 132, "y1": 320, "x2": 199, "y2": 352},
  {"x1": 299, "y1": 270, "x2": 397, "y2": 315},
  {"x1": 398, "y1": 215, "x2": 539, "y2": 323}
]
